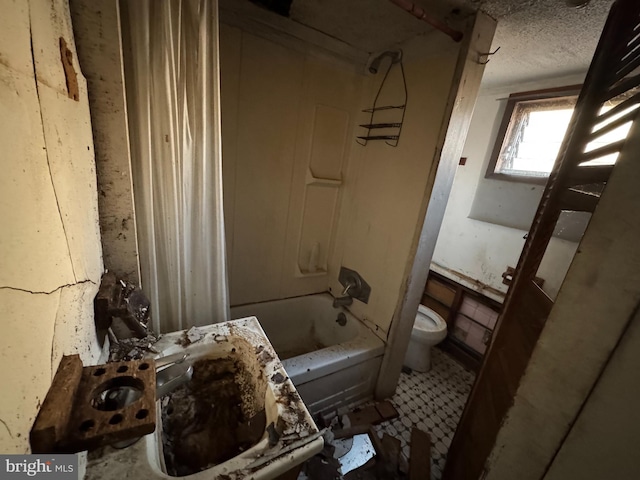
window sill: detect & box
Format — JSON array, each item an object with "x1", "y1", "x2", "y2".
[{"x1": 485, "y1": 172, "x2": 549, "y2": 186}]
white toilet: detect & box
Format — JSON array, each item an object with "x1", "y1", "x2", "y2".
[{"x1": 404, "y1": 305, "x2": 448, "y2": 372}]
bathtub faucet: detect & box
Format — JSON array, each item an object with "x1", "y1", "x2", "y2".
[
  {"x1": 333, "y1": 277, "x2": 357, "y2": 307},
  {"x1": 333, "y1": 267, "x2": 371, "y2": 308},
  {"x1": 333, "y1": 290, "x2": 354, "y2": 308}
]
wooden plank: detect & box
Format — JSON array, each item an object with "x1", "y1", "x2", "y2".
[
  {"x1": 381, "y1": 433, "x2": 402, "y2": 471},
  {"x1": 577, "y1": 139, "x2": 625, "y2": 163},
  {"x1": 375, "y1": 401, "x2": 400, "y2": 422},
  {"x1": 344, "y1": 458, "x2": 377, "y2": 480},
  {"x1": 560, "y1": 189, "x2": 600, "y2": 213},
  {"x1": 422, "y1": 295, "x2": 451, "y2": 322},
  {"x1": 449, "y1": 287, "x2": 465, "y2": 329},
  {"x1": 30, "y1": 355, "x2": 82, "y2": 453},
  {"x1": 410, "y1": 428, "x2": 431, "y2": 480},
  {"x1": 333, "y1": 424, "x2": 371, "y2": 439},
  {"x1": 425, "y1": 278, "x2": 457, "y2": 306},
  {"x1": 567, "y1": 164, "x2": 613, "y2": 186},
  {"x1": 368, "y1": 427, "x2": 386, "y2": 460},
  {"x1": 348, "y1": 406, "x2": 383, "y2": 427}
]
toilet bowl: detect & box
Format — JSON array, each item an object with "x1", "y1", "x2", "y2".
[{"x1": 404, "y1": 305, "x2": 448, "y2": 372}]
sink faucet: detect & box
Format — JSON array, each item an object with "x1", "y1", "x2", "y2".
[{"x1": 155, "y1": 352, "x2": 193, "y2": 399}]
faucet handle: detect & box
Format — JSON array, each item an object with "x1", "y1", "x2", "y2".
[{"x1": 338, "y1": 267, "x2": 371, "y2": 304}]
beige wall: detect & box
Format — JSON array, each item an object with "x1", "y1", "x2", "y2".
[
  {"x1": 0, "y1": 0, "x2": 104, "y2": 452},
  {"x1": 220, "y1": 24, "x2": 363, "y2": 307},
  {"x1": 329, "y1": 32, "x2": 462, "y2": 337},
  {"x1": 432, "y1": 75, "x2": 588, "y2": 303},
  {"x1": 544, "y1": 306, "x2": 640, "y2": 480},
  {"x1": 220, "y1": 21, "x2": 467, "y2": 341}
]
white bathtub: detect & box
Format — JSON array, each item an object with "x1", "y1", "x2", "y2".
[{"x1": 231, "y1": 293, "x2": 385, "y2": 414}]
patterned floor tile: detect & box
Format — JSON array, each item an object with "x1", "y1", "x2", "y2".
[{"x1": 371, "y1": 348, "x2": 475, "y2": 480}]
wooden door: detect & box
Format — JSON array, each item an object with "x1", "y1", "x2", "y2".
[{"x1": 443, "y1": 1, "x2": 640, "y2": 478}]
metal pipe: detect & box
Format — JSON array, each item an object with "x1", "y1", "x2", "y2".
[{"x1": 388, "y1": 0, "x2": 464, "y2": 43}]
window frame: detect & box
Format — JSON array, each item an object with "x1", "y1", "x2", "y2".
[{"x1": 485, "y1": 85, "x2": 582, "y2": 185}]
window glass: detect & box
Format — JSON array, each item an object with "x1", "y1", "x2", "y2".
[
  {"x1": 494, "y1": 96, "x2": 576, "y2": 177},
  {"x1": 488, "y1": 88, "x2": 636, "y2": 182}
]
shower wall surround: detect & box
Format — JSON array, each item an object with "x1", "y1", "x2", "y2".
[
  {"x1": 220, "y1": 20, "x2": 471, "y2": 339},
  {"x1": 220, "y1": 24, "x2": 363, "y2": 306}
]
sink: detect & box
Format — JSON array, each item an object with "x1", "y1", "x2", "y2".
[
  {"x1": 159, "y1": 340, "x2": 268, "y2": 476},
  {"x1": 86, "y1": 317, "x2": 323, "y2": 480}
]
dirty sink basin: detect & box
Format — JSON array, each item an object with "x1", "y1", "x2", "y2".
[{"x1": 86, "y1": 317, "x2": 323, "y2": 480}]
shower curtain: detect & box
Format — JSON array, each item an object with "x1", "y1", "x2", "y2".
[{"x1": 120, "y1": 0, "x2": 229, "y2": 333}]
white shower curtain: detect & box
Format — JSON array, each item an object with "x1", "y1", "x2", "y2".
[{"x1": 121, "y1": 0, "x2": 229, "y2": 333}]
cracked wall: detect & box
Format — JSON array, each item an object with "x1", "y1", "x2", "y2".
[{"x1": 0, "y1": 0, "x2": 104, "y2": 453}]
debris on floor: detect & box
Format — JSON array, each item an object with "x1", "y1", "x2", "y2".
[
  {"x1": 409, "y1": 428, "x2": 431, "y2": 480},
  {"x1": 301, "y1": 348, "x2": 476, "y2": 480},
  {"x1": 374, "y1": 349, "x2": 475, "y2": 479},
  {"x1": 300, "y1": 401, "x2": 410, "y2": 480},
  {"x1": 347, "y1": 401, "x2": 400, "y2": 427},
  {"x1": 302, "y1": 441, "x2": 343, "y2": 480}
]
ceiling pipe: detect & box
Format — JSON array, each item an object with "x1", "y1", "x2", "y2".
[{"x1": 388, "y1": 0, "x2": 464, "y2": 43}]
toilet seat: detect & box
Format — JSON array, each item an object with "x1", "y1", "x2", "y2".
[
  {"x1": 404, "y1": 305, "x2": 448, "y2": 372},
  {"x1": 412, "y1": 305, "x2": 447, "y2": 342}
]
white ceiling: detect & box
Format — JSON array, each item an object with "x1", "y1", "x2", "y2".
[
  {"x1": 287, "y1": 0, "x2": 614, "y2": 88},
  {"x1": 479, "y1": 0, "x2": 613, "y2": 87}
]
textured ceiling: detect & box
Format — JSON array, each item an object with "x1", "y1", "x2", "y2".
[
  {"x1": 288, "y1": 0, "x2": 614, "y2": 88},
  {"x1": 479, "y1": 0, "x2": 613, "y2": 87}
]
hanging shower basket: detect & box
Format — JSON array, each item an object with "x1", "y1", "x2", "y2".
[{"x1": 357, "y1": 50, "x2": 408, "y2": 147}]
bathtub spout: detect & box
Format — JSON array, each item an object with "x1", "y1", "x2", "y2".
[{"x1": 333, "y1": 295, "x2": 353, "y2": 308}]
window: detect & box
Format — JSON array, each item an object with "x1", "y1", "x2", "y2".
[
  {"x1": 486, "y1": 87, "x2": 580, "y2": 183},
  {"x1": 486, "y1": 86, "x2": 634, "y2": 184}
]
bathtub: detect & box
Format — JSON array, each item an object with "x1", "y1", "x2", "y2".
[{"x1": 231, "y1": 293, "x2": 385, "y2": 414}]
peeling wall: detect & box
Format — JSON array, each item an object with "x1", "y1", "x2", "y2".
[
  {"x1": 432, "y1": 75, "x2": 586, "y2": 302},
  {"x1": 0, "y1": 0, "x2": 104, "y2": 453},
  {"x1": 69, "y1": 0, "x2": 140, "y2": 285}
]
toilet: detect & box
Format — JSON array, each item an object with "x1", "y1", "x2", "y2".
[{"x1": 404, "y1": 305, "x2": 448, "y2": 372}]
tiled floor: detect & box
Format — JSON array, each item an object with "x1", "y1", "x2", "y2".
[{"x1": 372, "y1": 348, "x2": 476, "y2": 479}]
